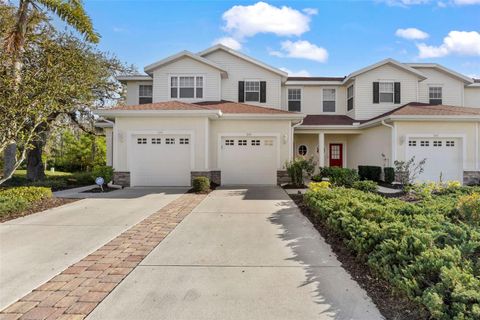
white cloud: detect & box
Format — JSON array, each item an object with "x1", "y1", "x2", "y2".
[
  {"x1": 382, "y1": 0, "x2": 480, "y2": 5},
  {"x1": 222, "y1": 2, "x2": 313, "y2": 39},
  {"x1": 417, "y1": 31, "x2": 480, "y2": 58},
  {"x1": 272, "y1": 40, "x2": 328, "y2": 62},
  {"x1": 453, "y1": 0, "x2": 480, "y2": 4},
  {"x1": 395, "y1": 28, "x2": 429, "y2": 40},
  {"x1": 279, "y1": 67, "x2": 311, "y2": 77},
  {"x1": 212, "y1": 37, "x2": 242, "y2": 50},
  {"x1": 382, "y1": 0, "x2": 431, "y2": 7},
  {"x1": 302, "y1": 8, "x2": 318, "y2": 15}
]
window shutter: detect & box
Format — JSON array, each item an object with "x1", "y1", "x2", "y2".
[
  {"x1": 394, "y1": 82, "x2": 401, "y2": 104},
  {"x1": 373, "y1": 82, "x2": 379, "y2": 104},
  {"x1": 260, "y1": 81, "x2": 267, "y2": 103},
  {"x1": 238, "y1": 81, "x2": 245, "y2": 102}
]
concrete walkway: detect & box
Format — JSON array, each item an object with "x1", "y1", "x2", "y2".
[
  {"x1": 0, "y1": 187, "x2": 187, "y2": 310},
  {"x1": 88, "y1": 186, "x2": 382, "y2": 320}
]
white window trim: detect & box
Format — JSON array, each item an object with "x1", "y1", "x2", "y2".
[
  {"x1": 322, "y1": 88, "x2": 337, "y2": 113},
  {"x1": 244, "y1": 79, "x2": 261, "y2": 102},
  {"x1": 347, "y1": 84, "x2": 354, "y2": 111},
  {"x1": 286, "y1": 87, "x2": 302, "y2": 112},
  {"x1": 168, "y1": 74, "x2": 205, "y2": 100},
  {"x1": 298, "y1": 144, "x2": 308, "y2": 156},
  {"x1": 378, "y1": 80, "x2": 395, "y2": 104},
  {"x1": 428, "y1": 85, "x2": 443, "y2": 102}
]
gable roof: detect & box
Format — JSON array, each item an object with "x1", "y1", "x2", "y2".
[
  {"x1": 344, "y1": 58, "x2": 427, "y2": 83},
  {"x1": 144, "y1": 51, "x2": 227, "y2": 76},
  {"x1": 198, "y1": 44, "x2": 288, "y2": 78},
  {"x1": 406, "y1": 63, "x2": 473, "y2": 84}
]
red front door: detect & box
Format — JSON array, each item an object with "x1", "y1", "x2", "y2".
[{"x1": 329, "y1": 144, "x2": 343, "y2": 167}]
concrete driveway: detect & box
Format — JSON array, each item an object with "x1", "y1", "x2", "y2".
[
  {"x1": 88, "y1": 186, "x2": 382, "y2": 320},
  {"x1": 0, "y1": 187, "x2": 187, "y2": 310}
]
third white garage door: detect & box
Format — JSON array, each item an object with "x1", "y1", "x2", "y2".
[
  {"x1": 220, "y1": 136, "x2": 278, "y2": 185},
  {"x1": 406, "y1": 137, "x2": 463, "y2": 183}
]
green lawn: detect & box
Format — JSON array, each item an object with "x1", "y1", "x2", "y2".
[{"x1": 3, "y1": 169, "x2": 93, "y2": 191}]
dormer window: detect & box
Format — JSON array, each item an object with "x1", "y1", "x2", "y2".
[
  {"x1": 139, "y1": 85, "x2": 153, "y2": 104},
  {"x1": 170, "y1": 76, "x2": 203, "y2": 99},
  {"x1": 429, "y1": 86, "x2": 442, "y2": 105}
]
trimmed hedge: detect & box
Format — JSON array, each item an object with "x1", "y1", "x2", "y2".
[
  {"x1": 384, "y1": 167, "x2": 395, "y2": 184},
  {"x1": 192, "y1": 176, "x2": 210, "y2": 193},
  {"x1": 358, "y1": 165, "x2": 382, "y2": 182},
  {"x1": 352, "y1": 180, "x2": 378, "y2": 193},
  {"x1": 0, "y1": 187, "x2": 52, "y2": 217},
  {"x1": 304, "y1": 186, "x2": 480, "y2": 319},
  {"x1": 315, "y1": 167, "x2": 359, "y2": 187}
]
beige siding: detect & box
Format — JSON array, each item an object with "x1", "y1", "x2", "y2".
[
  {"x1": 151, "y1": 57, "x2": 222, "y2": 102},
  {"x1": 203, "y1": 50, "x2": 283, "y2": 109},
  {"x1": 354, "y1": 64, "x2": 419, "y2": 120},
  {"x1": 125, "y1": 81, "x2": 153, "y2": 106},
  {"x1": 465, "y1": 87, "x2": 480, "y2": 108},
  {"x1": 283, "y1": 85, "x2": 347, "y2": 115},
  {"x1": 394, "y1": 121, "x2": 479, "y2": 171},
  {"x1": 347, "y1": 125, "x2": 392, "y2": 168},
  {"x1": 414, "y1": 67, "x2": 464, "y2": 106}
]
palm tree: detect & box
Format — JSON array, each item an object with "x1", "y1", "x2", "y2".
[{"x1": 2, "y1": 0, "x2": 99, "y2": 178}]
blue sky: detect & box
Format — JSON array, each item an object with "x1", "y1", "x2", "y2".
[{"x1": 81, "y1": 0, "x2": 480, "y2": 78}]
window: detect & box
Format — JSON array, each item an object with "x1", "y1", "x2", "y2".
[
  {"x1": 151, "y1": 138, "x2": 161, "y2": 144},
  {"x1": 408, "y1": 140, "x2": 417, "y2": 147},
  {"x1": 165, "y1": 138, "x2": 175, "y2": 144},
  {"x1": 379, "y1": 82, "x2": 394, "y2": 103},
  {"x1": 170, "y1": 76, "x2": 203, "y2": 99},
  {"x1": 137, "y1": 138, "x2": 147, "y2": 144},
  {"x1": 225, "y1": 139, "x2": 234, "y2": 146},
  {"x1": 251, "y1": 140, "x2": 260, "y2": 146},
  {"x1": 264, "y1": 140, "x2": 273, "y2": 146},
  {"x1": 347, "y1": 85, "x2": 354, "y2": 111},
  {"x1": 433, "y1": 140, "x2": 442, "y2": 147},
  {"x1": 179, "y1": 138, "x2": 189, "y2": 145},
  {"x1": 288, "y1": 89, "x2": 301, "y2": 112},
  {"x1": 245, "y1": 81, "x2": 260, "y2": 102},
  {"x1": 446, "y1": 140, "x2": 455, "y2": 147},
  {"x1": 238, "y1": 139, "x2": 247, "y2": 146},
  {"x1": 323, "y1": 88, "x2": 336, "y2": 112},
  {"x1": 429, "y1": 87, "x2": 442, "y2": 105},
  {"x1": 139, "y1": 85, "x2": 153, "y2": 104},
  {"x1": 298, "y1": 145, "x2": 307, "y2": 156},
  {"x1": 420, "y1": 140, "x2": 429, "y2": 147}
]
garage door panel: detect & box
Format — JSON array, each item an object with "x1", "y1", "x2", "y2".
[
  {"x1": 406, "y1": 137, "x2": 462, "y2": 183},
  {"x1": 220, "y1": 137, "x2": 277, "y2": 185},
  {"x1": 131, "y1": 134, "x2": 191, "y2": 186}
]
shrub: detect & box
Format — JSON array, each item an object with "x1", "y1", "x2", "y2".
[
  {"x1": 304, "y1": 186, "x2": 480, "y2": 319},
  {"x1": 192, "y1": 176, "x2": 210, "y2": 193},
  {"x1": 384, "y1": 167, "x2": 395, "y2": 184},
  {"x1": 352, "y1": 180, "x2": 378, "y2": 193},
  {"x1": 91, "y1": 166, "x2": 114, "y2": 185},
  {"x1": 457, "y1": 192, "x2": 480, "y2": 224},
  {"x1": 0, "y1": 187, "x2": 52, "y2": 216},
  {"x1": 358, "y1": 165, "x2": 382, "y2": 182},
  {"x1": 308, "y1": 181, "x2": 330, "y2": 192},
  {"x1": 285, "y1": 157, "x2": 315, "y2": 187},
  {"x1": 318, "y1": 167, "x2": 359, "y2": 187},
  {"x1": 394, "y1": 157, "x2": 427, "y2": 186}
]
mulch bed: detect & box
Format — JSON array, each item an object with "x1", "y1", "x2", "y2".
[
  {"x1": 289, "y1": 194, "x2": 429, "y2": 320},
  {"x1": 0, "y1": 197, "x2": 78, "y2": 223},
  {"x1": 81, "y1": 186, "x2": 120, "y2": 193}
]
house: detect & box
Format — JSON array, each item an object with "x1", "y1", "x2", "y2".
[{"x1": 96, "y1": 44, "x2": 480, "y2": 187}]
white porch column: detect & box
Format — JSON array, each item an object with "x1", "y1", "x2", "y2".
[{"x1": 318, "y1": 132, "x2": 325, "y2": 168}]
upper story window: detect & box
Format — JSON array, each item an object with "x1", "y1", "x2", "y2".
[
  {"x1": 429, "y1": 87, "x2": 442, "y2": 105},
  {"x1": 288, "y1": 88, "x2": 301, "y2": 112},
  {"x1": 139, "y1": 85, "x2": 153, "y2": 104},
  {"x1": 379, "y1": 82, "x2": 394, "y2": 103},
  {"x1": 347, "y1": 85, "x2": 354, "y2": 111},
  {"x1": 245, "y1": 80, "x2": 260, "y2": 102},
  {"x1": 323, "y1": 88, "x2": 336, "y2": 112},
  {"x1": 170, "y1": 76, "x2": 203, "y2": 99}
]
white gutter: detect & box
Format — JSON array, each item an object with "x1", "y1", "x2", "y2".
[
  {"x1": 95, "y1": 109, "x2": 222, "y2": 118},
  {"x1": 381, "y1": 120, "x2": 396, "y2": 166},
  {"x1": 220, "y1": 113, "x2": 305, "y2": 120}
]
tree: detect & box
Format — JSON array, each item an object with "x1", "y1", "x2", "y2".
[{"x1": 2, "y1": 0, "x2": 99, "y2": 179}]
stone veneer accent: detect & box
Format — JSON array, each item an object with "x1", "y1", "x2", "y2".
[
  {"x1": 463, "y1": 171, "x2": 480, "y2": 186},
  {"x1": 113, "y1": 172, "x2": 130, "y2": 187},
  {"x1": 191, "y1": 171, "x2": 221, "y2": 186},
  {"x1": 277, "y1": 170, "x2": 290, "y2": 185}
]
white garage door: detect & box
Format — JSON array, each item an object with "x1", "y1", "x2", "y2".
[
  {"x1": 220, "y1": 136, "x2": 277, "y2": 185},
  {"x1": 130, "y1": 134, "x2": 191, "y2": 186},
  {"x1": 406, "y1": 137, "x2": 462, "y2": 183}
]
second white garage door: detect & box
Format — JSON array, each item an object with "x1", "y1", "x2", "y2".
[
  {"x1": 130, "y1": 134, "x2": 191, "y2": 186},
  {"x1": 220, "y1": 136, "x2": 278, "y2": 185},
  {"x1": 406, "y1": 137, "x2": 463, "y2": 183}
]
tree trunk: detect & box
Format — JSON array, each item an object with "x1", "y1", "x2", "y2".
[
  {"x1": 26, "y1": 128, "x2": 47, "y2": 181},
  {"x1": 3, "y1": 144, "x2": 17, "y2": 178}
]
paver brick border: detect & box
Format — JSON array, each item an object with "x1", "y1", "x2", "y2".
[{"x1": 0, "y1": 193, "x2": 206, "y2": 320}]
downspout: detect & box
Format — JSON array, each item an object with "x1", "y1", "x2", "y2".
[{"x1": 381, "y1": 120, "x2": 396, "y2": 167}]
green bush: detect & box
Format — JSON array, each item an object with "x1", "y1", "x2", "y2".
[
  {"x1": 304, "y1": 187, "x2": 480, "y2": 319},
  {"x1": 358, "y1": 165, "x2": 382, "y2": 182},
  {"x1": 192, "y1": 176, "x2": 210, "y2": 193},
  {"x1": 91, "y1": 166, "x2": 114, "y2": 185},
  {"x1": 352, "y1": 180, "x2": 378, "y2": 193},
  {"x1": 384, "y1": 167, "x2": 395, "y2": 184},
  {"x1": 285, "y1": 157, "x2": 315, "y2": 187},
  {"x1": 0, "y1": 187, "x2": 52, "y2": 216},
  {"x1": 318, "y1": 167, "x2": 359, "y2": 187}
]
